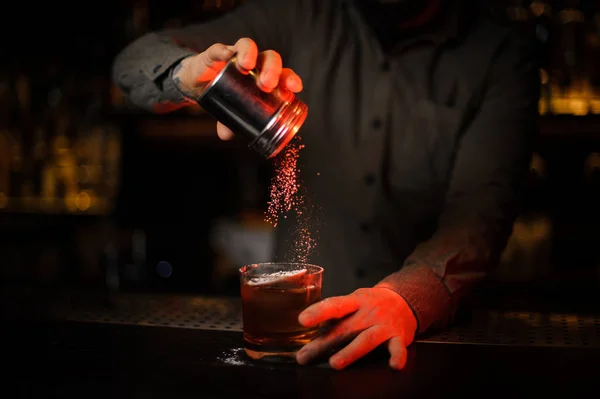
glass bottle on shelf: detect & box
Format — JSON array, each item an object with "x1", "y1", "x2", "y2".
[
  {"x1": 0, "y1": 74, "x2": 12, "y2": 208},
  {"x1": 16, "y1": 74, "x2": 39, "y2": 206},
  {"x1": 74, "y1": 123, "x2": 103, "y2": 214},
  {"x1": 51, "y1": 113, "x2": 79, "y2": 213},
  {"x1": 81, "y1": 72, "x2": 111, "y2": 210},
  {"x1": 40, "y1": 106, "x2": 59, "y2": 211},
  {"x1": 531, "y1": 1, "x2": 554, "y2": 114},
  {"x1": 7, "y1": 125, "x2": 23, "y2": 206},
  {"x1": 14, "y1": 73, "x2": 33, "y2": 205},
  {"x1": 497, "y1": 153, "x2": 553, "y2": 283},
  {"x1": 103, "y1": 125, "x2": 122, "y2": 211},
  {"x1": 32, "y1": 126, "x2": 47, "y2": 199},
  {"x1": 0, "y1": 113, "x2": 10, "y2": 209},
  {"x1": 557, "y1": 0, "x2": 587, "y2": 115},
  {"x1": 588, "y1": 3, "x2": 600, "y2": 113},
  {"x1": 15, "y1": 73, "x2": 31, "y2": 118}
]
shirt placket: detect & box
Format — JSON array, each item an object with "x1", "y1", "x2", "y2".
[
  {"x1": 354, "y1": 57, "x2": 392, "y2": 224},
  {"x1": 349, "y1": 61, "x2": 392, "y2": 282}
]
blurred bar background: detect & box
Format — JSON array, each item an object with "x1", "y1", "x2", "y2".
[{"x1": 1, "y1": 0, "x2": 599, "y2": 300}]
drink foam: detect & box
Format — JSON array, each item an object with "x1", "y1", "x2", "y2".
[{"x1": 247, "y1": 269, "x2": 307, "y2": 286}]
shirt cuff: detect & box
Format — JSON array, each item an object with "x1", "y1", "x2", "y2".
[
  {"x1": 161, "y1": 62, "x2": 197, "y2": 104},
  {"x1": 139, "y1": 33, "x2": 197, "y2": 81},
  {"x1": 376, "y1": 264, "x2": 453, "y2": 334}
]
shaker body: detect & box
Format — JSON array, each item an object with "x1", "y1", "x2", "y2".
[{"x1": 197, "y1": 55, "x2": 308, "y2": 158}]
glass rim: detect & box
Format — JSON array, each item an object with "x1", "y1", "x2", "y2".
[{"x1": 239, "y1": 262, "x2": 323, "y2": 276}]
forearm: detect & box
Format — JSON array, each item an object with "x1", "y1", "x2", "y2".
[
  {"x1": 377, "y1": 209, "x2": 514, "y2": 334},
  {"x1": 378, "y1": 139, "x2": 532, "y2": 334},
  {"x1": 112, "y1": 0, "x2": 301, "y2": 113},
  {"x1": 112, "y1": 32, "x2": 197, "y2": 112}
]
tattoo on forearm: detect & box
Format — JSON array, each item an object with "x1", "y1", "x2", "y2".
[
  {"x1": 172, "y1": 60, "x2": 184, "y2": 84},
  {"x1": 172, "y1": 60, "x2": 198, "y2": 100},
  {"x1": 173, "y1": 75, "x2": 186, "y2": 95}
]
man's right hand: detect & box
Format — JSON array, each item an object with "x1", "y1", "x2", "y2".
[{"x1": 173, "y1": 38, "x2": 304, "y2": 141}]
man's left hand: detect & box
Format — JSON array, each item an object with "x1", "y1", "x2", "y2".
[{"x1": 296, "y1": 286, "x2": 417, "y2": 370}]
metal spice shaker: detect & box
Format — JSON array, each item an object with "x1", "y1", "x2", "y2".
[{"x1": 197, "y1": 55, "x2": 308, "y2": 159}]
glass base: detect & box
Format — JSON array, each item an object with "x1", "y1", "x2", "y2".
[{"x1": 244, "y1": 347, "x2": 298, "y2": 363}]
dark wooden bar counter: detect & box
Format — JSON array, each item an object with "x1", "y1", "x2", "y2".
[
  {"x1": 4, "y1": 288, "x2": 600, "y2": 398},
  {"x1": 5, "y1": 321, "x2": 600, "y2": 399}
]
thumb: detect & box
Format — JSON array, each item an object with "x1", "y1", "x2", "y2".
[
  {"x1": 200, "y1": 43, "x2": 235, "y2": 68},
  {"x1": 387, "y1": 336, "x2": 408, "y2": 370},
  {"x1": 216, "y1": 122, "x2": 235, "y2": 141}
]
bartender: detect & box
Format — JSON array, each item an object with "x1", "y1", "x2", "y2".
[{"x1": 113, "y1": 0, "x2": 539, "y2": 371}]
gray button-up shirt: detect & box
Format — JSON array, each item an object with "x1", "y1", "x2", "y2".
[{"x1": 113, "y1": 0, "x2": 539, "y2": 333}]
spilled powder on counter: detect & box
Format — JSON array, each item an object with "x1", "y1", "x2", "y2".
[{"x1": 217, "y1": 348, "x2": 246, "y2": 366}]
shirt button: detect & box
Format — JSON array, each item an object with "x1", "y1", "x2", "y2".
[
  {"x1": 371, "y1": 118, "x2": 382, "y2": 129},
  {"x1": 364, "y1": 173, "x2": 376, "y2": 186},
  {"x1": 359, "y1": 222, "x2": 370, "y2": 232},
  {"x1": 355, "y1": 268, "x2": 367, "y2": 279}
]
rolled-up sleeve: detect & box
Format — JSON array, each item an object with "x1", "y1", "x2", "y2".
[
  {"x1": 112, "y1": 0, "x2": 305, "y2": 112},
  {"x1": 378, "y1": 33, "x2": 540, "y2": 334}
]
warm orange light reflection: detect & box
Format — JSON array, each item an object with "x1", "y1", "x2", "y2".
[
  {"x1": 569, "y1": 98, "x2": 589, "y2": 116},
  {"x1": 542, "y1": 76, "x2": 600, "y2": 116},
  {"x1": 75, "y1": 192, "x2": 91, "y2": 211}
]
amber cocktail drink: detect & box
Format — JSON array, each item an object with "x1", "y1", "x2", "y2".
[{"x1": 240, "y1": 262, "x2": 323, "y2": 361}]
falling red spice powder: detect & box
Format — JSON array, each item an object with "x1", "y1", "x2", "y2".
[{"x1": 265, "y1": 137, "x2": 317, "y2": 263}]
